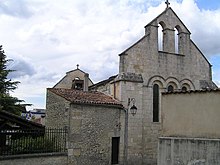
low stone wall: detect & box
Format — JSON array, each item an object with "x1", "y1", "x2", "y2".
[
  {"x1": 158, "y1": 137, "x2": 220, "y2": 165},
  {"x1": 0, "y1": 153, "x2": 68, "y2": 165}
]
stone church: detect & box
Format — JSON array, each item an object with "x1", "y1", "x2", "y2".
[{"x1": 46, "y1": 4, "x2": 217, "y2": 165}]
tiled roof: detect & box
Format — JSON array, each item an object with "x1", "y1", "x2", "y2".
[
  {"x1": 162, "y1": 88, "x2": 220, "y2": 95},
  {"x1": 48, "y1": 88, "x2": 123, "y2": 107}
]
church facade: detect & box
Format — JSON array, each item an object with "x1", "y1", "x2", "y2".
[
  {"x1": 46, "y1": 5, "x2": 217, "y2": 165},
  {"x1": 90, "y1": 6, "x2": 216, "y2": 165}
]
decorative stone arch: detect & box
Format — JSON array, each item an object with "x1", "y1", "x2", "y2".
[
  {"x1": 174, "y1": 25, "x2": 183, "y2": 54},
  {"x1": 147, "y1": 75, "x2": 166, "y2": 89},
  {"x1": 175, "y1": 25, "x2": 182, "y2": 33},
  {"x1": 174, "y1": 24, "x2": 191, "y2": 55},
  {"x1": 159, "y1": 21, "x2": 166, "y2": 30},
  {"x1": 167, "y1": 83, "x2": 177, "y2": 92},
  {"x1": 158, "y1": 19, "x2": 176, "y2": 53},
  {"x1": 152, "y1": 80, "x2": 164, "y2": 88},
  {"x1": 148, "y1": 76, "x2": 165, "y2": 123},
  {"x1": 166, "y1": 82, "x2": 178, "y2": 92},
  {"x1": 165, "y1": 77, "x2": 181, "y2": 90},
  {"x1": 180, "y1": 79, "x2": 195, "y2": 91}
]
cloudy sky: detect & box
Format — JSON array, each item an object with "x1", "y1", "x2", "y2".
[{"x1": 0, "y1": 0, "x2": 220, "y2": 110}]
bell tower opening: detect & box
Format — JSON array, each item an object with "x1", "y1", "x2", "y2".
[
  {"x1": 158, "y1": 24, "x2": 163, "y2": 51},
  {"x1": 174, "y1": 27, "x2": 179, "y2": 54},
  {"x1": 158, "y1": 21, "x2": 166, "y2": 52},
  {"x1": 72, "y1": 77, "x2": 84, "y2": 90}
]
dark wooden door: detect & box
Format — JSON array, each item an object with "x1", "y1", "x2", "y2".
[{"x1": 111, "y1": 137, "x2": 120, "y2": 164}]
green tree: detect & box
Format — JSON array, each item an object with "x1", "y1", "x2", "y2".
[{"x1": 0, "y1": 45, "x2": 26, "y2": 115}]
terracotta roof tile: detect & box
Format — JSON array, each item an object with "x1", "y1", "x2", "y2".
[{"x1": 48, "y1": 88, "x2": 123, "y2": 107}]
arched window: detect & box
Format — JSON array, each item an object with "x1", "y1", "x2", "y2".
[
  {"x1": 167, "y1": 85, "x2": 174, "y2": 92},
  {"x1": 182, "y1": 86, "x2": 187, "y2": 92},
  {"x1": 181, "y1": 83, "x2": 191, "y2": 92},
  {"x1": 153, "y1": 84, "x2": 159, "y2": 122}
]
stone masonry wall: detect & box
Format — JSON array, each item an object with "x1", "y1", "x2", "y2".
[
  {"x1": 118, "y1": 81, "x2": 146, "y2": 165},
  {"x1": 46, "y1": 90, "x2": 69, "y2": 129},
  {"x1": 158, "y1": 137, "x2": 220, "y2": 165},
  {"x1": 46, "y1": 89, "x2": 125, "y2": 165},
  {"x1": 67, "y1": 104, "x2": 125, "y2": 165}
]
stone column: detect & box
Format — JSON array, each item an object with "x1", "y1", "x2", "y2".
[{"x1": 163, "y1": 28, "x2": 175, "y2": 53}]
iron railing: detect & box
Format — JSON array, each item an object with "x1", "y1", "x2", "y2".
[{"x1": 0, "y1": 128, "x2": 67, "y2": 156}]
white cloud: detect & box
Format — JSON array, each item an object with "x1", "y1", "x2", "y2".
[
  {"x1": 172, "y1": 0, "x2": 220, "y2": 56},
  {"x1": 0, "y1": 0, "x2": 219, "y2": 109}
]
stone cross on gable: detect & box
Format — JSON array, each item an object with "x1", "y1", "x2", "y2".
[
  {"x1": 76, "y1": 64, "x2": 79, "y2": 69},
  {"x1": 165, "y1": 0, "x2": 170, "y2": 9}
]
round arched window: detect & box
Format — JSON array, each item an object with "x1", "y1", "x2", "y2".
[{"x1": 167, "y1": 85, "x2": 174, "y2": 92}]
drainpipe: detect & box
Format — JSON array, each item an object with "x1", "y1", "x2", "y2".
[{"x1": 124, "y1": 108, "x2": 128, "y2": 165}]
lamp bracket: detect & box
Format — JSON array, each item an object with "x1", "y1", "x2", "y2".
[{"x1": 128, "y1": 98, "x2": 135, "y2": 106}]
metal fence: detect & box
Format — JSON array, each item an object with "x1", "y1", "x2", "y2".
[{"x1": 0, "y1": 128, "x2": 67, "y2": 156}]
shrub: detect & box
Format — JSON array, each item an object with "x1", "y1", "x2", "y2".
[{"x1": 11, "y1": 135, "x2": 61, "y2": 154}]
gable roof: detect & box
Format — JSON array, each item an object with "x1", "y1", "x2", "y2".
[
  {"x1": 48, "y1": 88, "x2": 123, "y2": 108},
  {"x1": 145, "y1": 7, "x2": 191, "y2": 34},
  {"x1": 53, "y1": 68, "x2": 93, "y2": 88}
]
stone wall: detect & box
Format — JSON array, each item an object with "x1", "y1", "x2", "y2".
[
  {"x1": 118, "y1": 80, "x2": 153, "y2": 165},
  {"x1": 158, "y1": 137, "x2": 220, "y2": 165},
  {"x1": 0, "y1": 154, "x2": 67, "y2": 165},
  {"x1": 46, "y1": 89, "x2": 70, "y2": 129},
  {"x1": 46, "y1": 92, "x2": 125, "y2": 165},
  {"x1": 67, "y1": 104, "x2": 125, "y2": 165}
]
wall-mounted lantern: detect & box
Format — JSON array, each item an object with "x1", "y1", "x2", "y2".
[{"x1": 128, "y1": 98, "x2": 137, "y2": 116}]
